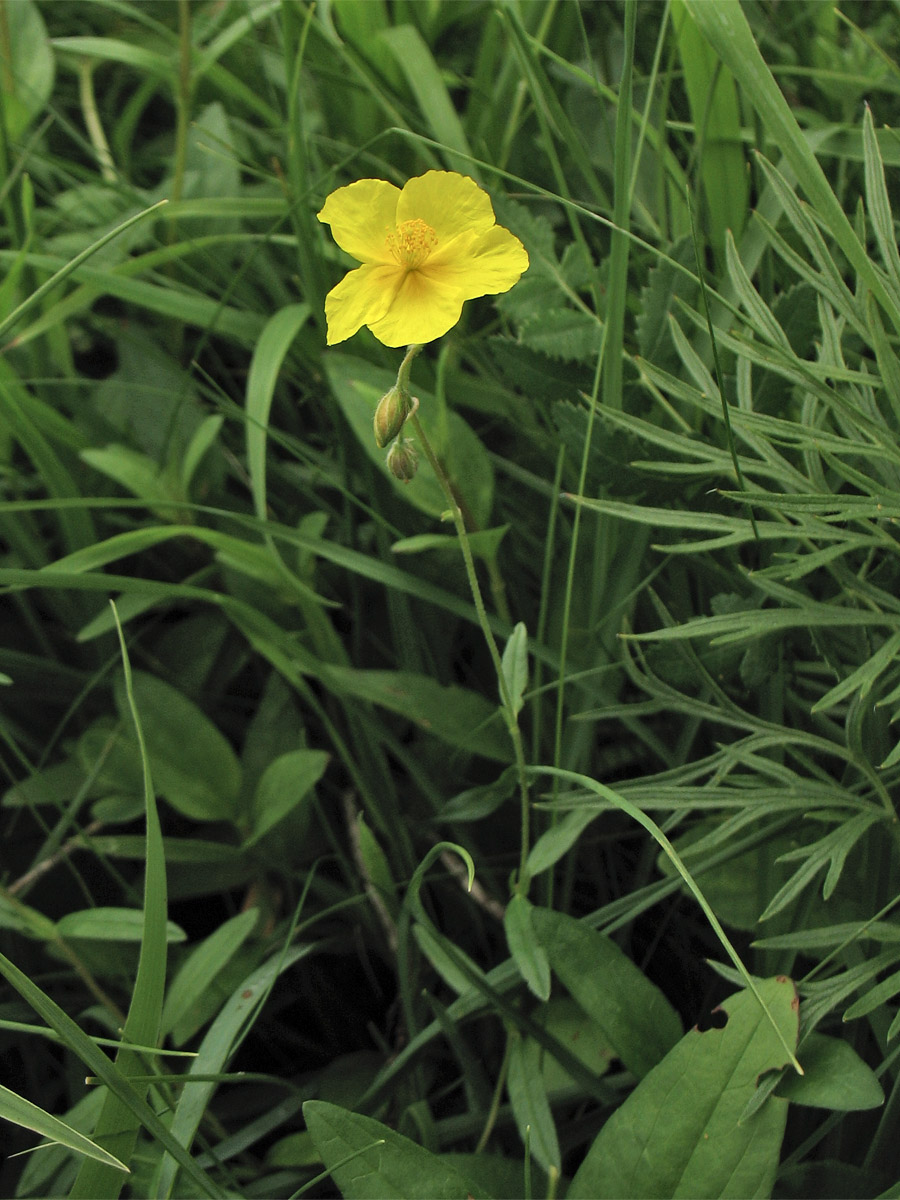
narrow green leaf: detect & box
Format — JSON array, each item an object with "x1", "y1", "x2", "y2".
[
  {"x1": 154, "y1": 941, "x2": 317, "y2": 1198},
  {"x1": 160, "y1": 909, "x2": 259, "y2": 1041},
  {"x1": 530, "y1": 766, "x2": 804, "y2": 1075},
  {"x1": 0, "y1": 199, "x2": 167, "y2": 344},
  {"x1": 684, "y1": 0, "x2": 900, "y2": 334},
  {"x1": 0, "y1": 951, "x2": 219, "y2": 1195},
  {"x1": 413, "y1": 924, "x2": 484, "y2": 997},
  {"x1": 378, "y1": 25, "x2": 476, "y2": 177},
  {"x1": 71, "y1": 604, "x2": 171, "y2": 1198},
  {"x1": 504, "y1": 893, "x2": 550, "y2": 1000},
  {"x1": 673, "y1": 0, "x2": 748, "y2": 254},
  {"x1": 761, "y1": 813, "x2": 880, "y2": 920},
  {"x1": 862, "y1": 104, "x2": 900, "y2": 304},
  {"x1": 724, "y1": 229, "x2": 792, "y2": 351},
  {"x1": 507, "y1": 1033, "x2": 561, "y2": 1172},
  {"x1": 500, "y1": 622, "x2": 528, "y2": 717},
  {"x1": 56, "y1": 908, "x2": 186, "y2": 943},
  {"x1": 811, "y1": 631, "x2": 900, "y2": 715},
  {"x1": 844, "y1": 964, "x2": 900, "y2": 1023},
  {"x1": 0, "y1": 1084, "x2": 128, "y2": 1173}
]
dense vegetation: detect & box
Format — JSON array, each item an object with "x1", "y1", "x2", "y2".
[{"x1": 1, "y1": 1, "x2": 900, "y2": 1196}]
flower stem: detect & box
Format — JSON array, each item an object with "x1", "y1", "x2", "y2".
[{"x1": 405, "y1": 375, "x2": 531, "y2": 895}]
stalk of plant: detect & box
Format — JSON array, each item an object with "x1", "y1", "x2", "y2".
[
  {"x1": 399, "y1": 345, "x2": 533, "y2": 896},
  {"x1": 317, "y1": 169, "x2": 533, "y2": 891}
]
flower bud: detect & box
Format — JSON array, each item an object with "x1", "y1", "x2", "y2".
[
  {"x1": 387, "y1": 437, "x2": 418, "y2": 482},
  {"x1": 373, "y1": 385, "x2": 412, "y2": 448}
]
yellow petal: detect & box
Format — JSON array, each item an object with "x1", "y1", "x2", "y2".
[
  {"x1": 397, "y1": 171, "x2": 495, "y2": 246},
  {"x1": 318, "y1": 179, "x2": 400, "y2": 264},
  {"x1": 366, "y1": 269, "x2": 467, "y2": 348},
  {"x1": 426, "y1": 224, "x2": 529, "y2": 299},
  {"x1": 324, "y1": 263, "x2": 405, "y2": 345}
]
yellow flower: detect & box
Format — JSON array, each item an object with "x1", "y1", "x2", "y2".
[{"x1": 317, "y1": 170, "x2": 529, "y2": 347}]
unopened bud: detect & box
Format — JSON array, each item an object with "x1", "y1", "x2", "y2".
[
  {"x1": 387, "y1": 437, "x2": 418, "y2": 482},
  {"x1": 373, "y1": 385, "x2": 412, "y2": 448}
]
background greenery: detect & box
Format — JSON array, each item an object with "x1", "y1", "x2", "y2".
[{"x1": 1, "y1": 0, "x2": 899, "y2": 1196}]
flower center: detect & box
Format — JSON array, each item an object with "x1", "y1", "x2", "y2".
[{"x1": 386, "y1": 218, "x2": 438, "y2": 268}]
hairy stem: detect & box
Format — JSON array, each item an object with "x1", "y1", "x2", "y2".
[{"x1": 403, "y1": 348, "x2": 532, "y2": 893}]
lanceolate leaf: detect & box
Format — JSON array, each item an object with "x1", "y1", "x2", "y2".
[
  {"x1": 568, "y1": 977, "x2": 799, "y2": 1199},
  {"x1": 530, "y1": 906, "x2": 682, "y2": 1079},
  {"x1": 303, "y1": 1100, "x2": 489, "y2": 1200}
]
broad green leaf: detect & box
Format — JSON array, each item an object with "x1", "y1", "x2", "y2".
[
  {"x1": 114, "y1": 671, "x2": 242, "y2": 823},
  {"x1": 500, "y1": 622, "x2": 528, "y2": 717},
  {"x1": 777, "y1": 1033, "x2": 883, "y2": 1111},
  {"x1": 0, "y1": 1083, "x2": 128, "y2": 1173},
  {"x1": 245, "y1": 303, "x2": 311, "y2": 524},
  {"x1": 507, "y1": 1033, "x2": 561, "y2": 1172},
  {"x1": 2, "y1": 0, "x2": 54, "y2": 140},
  {"x1": 56, "y1": 908, "x2": 186, "y2": 943},
  {"x1": 504, "y1": 893, "x2": 550, "y2": 1000},
  {"x1": 568, "y1": 977, "x2": 799, "y2": 1199},
  {"x1": 303, "y1": 1099, "x2": 489, "y2": 1200},
  {"x1": 440, "y1": 1153, "x2": 547, "y2": 1200},
  {"x1": 533, "y1": 995, "x2": 615, "y2": 1094},
  {"x1": 245, "y1": 748, "x2": 328, "y2": 846},
  {"x1": 530, "y1": 906, "x2": 682, "y2": 1079}
]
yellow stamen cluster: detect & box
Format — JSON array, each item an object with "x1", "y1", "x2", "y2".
[{"x1": 386, "y1": 218, "x2": 438, "y2": 268}]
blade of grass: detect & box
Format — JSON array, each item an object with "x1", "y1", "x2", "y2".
[
  {"x1": 0, "y1": 1084, "x2": 129, "y2": 1173},
  {"x1": 69, "y1": 601, "x2": 170, "y2": 1197},
  {"x1": 684, "y1": 0, "x2": 900, "y2": 335},
  {"x1": 529, "y1": 765, "x2": 803, "y2": 1076}
]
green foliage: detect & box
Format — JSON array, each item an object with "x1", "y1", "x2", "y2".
[
  {"x1": 568, "y1": 977, "x2": 799, "y2": 1199},
  {"x1": 2, "y1": 2, "x2": 899, "y2": 1198}
]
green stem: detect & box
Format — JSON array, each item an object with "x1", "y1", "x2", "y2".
[
  {"x1": 171, "y1": 0, "x2": 192, "y2": 206},
  {"x1": 404, "y1": 362, "x2": 531, "y2": 894},
  {"x1": 0, "y1": 1, "x2": 12, "y2": 95},
  {"x1": 78, "y1": 60, "x2": 116, "y2": 183}
]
